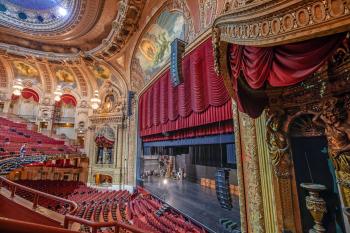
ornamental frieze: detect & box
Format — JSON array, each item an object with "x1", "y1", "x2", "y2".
[
  {"x1": 214, "y1": 0, "x2": 350, "y2": 46},
  {"x1": 89, "y1": 115, "x2": 124, "y2": 125}
]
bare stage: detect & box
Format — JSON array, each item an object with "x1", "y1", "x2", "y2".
[{"x1": 143, "y1": 176, "x2": 241, "y2": 233}]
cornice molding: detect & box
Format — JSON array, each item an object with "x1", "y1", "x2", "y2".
[{"x1": 213, "y1": 0, "x2": 350, "y2": 47}]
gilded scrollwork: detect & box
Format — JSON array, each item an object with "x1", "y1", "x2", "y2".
[
  {"x1": 212, "y1": 27, "x2": 221, "y2": 76},
  {"x1": 240, "y1": 113, "x2": 265, "y2": 233},
  {"x1": 214, "y1": 0, "x2": 350, "y2": 47},
  {"x1": 312, "y1": 98, "x2": 350, "y2": 172},
  {"x1": 312, "y1": 97, "x2": 350, "y2": 206}
]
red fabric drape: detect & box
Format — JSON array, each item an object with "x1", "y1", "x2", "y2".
[
  {"x1": 229, "y1": 33, "x2": 345, "y2": 117},
  {"x1": 142, "y1": 120, "x2": 233, "y2": 142},
  {"x1": 11, "y1": 88, "x2": 40, "y2": 102},
  {"x1": 95, "y1": 136, "x2": 114, "y2": 147},
  {"x1": 56, "y1": 94, "x2": 77, "y2": 107},
  {"x1": 139, "y1": 38, "x2": 233, "y2": 139}
]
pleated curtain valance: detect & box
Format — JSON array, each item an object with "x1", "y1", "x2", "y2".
[
  {"x1": 228, "y1": 33, "x2": 345, "y2": 118},
  {"x1": 139, "y1": 38, "x2": 233, "y2": 139}
]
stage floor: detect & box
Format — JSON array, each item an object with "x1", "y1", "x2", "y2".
[{"x1": 143, "y1": 176, "x2": 241, "y2": 233}]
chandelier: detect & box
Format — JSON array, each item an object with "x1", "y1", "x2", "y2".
[
  {"x1": 53, "y1": 85, "x2": 63, "y2": 102},
  {"x1": 90, "y1": 90, "x2": 101, "y2": 110},
  {"x1": 12, "y1": 79, "x2": 24, "y2": 96}
]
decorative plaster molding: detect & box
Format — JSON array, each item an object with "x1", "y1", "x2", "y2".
[{"x1": 214, "y1": 0, "x2": 350, "y2": 46}]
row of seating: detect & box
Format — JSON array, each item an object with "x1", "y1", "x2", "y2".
[
  {"x1": 0, "y1": 156, "x2": 47, "y2": 175},
  {"x1": 0, "y1": 117, "x2": 76, "y2": 158},
  {"x1": 14, "y1": 180, "x2": 207, "y2": 233}
]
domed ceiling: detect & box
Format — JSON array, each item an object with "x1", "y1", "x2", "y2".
[
  {"x1": 0, "y1": 0, "x2": 76, "y2": 33},
  {"x1": 0, "y1": 0, "x2": 147, "y2": 59}
]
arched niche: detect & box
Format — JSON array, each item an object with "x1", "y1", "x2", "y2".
[
  {"x1": 10, "y1": 88, "x2": 40, "y2": 120},
  {"x1": 95, "y1": 124, "x2": 115, "y2": 164},
  {"x1": 93, "y1": 173, "x2": 113, "y2": 186},
  {"x1": 96, "y1": 81, "x2": 125, "y2": 115},
  {"x1": 267, "y1": 108, "x2": 348, "y2": 232}
]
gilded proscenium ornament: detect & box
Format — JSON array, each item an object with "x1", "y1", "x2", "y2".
[
  {"x1": 214, "y1": 0, "x2": 350, "y2": 47},
  {"x1": 300, "y1": 183, "x2": 327, "y2": 233},
  {"x1": 266, "y1": 109, "x2": 291, "y2": 178},
  {"x1": 240, "y1": 114, "x2": 265, "y2": 232},
  {"x1": 312, "y1": 97, "x2": 350, "y2": 206},
  {"x1": 211, "y1": 27, "x2": 235, "y2": 98}
]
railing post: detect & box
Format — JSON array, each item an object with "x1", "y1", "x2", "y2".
[
  {"x1": 33, "y1": 194, "x2": 39, "y2": 209},
  {"x1": 11, "y1": 186, "x2": 16, "y2": 198},
  {"x1": 63, "y1": 217, "x2": 69, "y2": 229},
  {"x1": 115, "y1": 224, "x2": 120, "y2": 233},
  {"x1": 92, "y1": 226, "x2": 97, "y2": 233}
]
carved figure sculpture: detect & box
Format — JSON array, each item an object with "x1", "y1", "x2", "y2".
[
  {"x1": 312, "y1": 97, "x2": 350, "y2": 172},
  {"x1": 266, "y1": 109, "x2": 291, "y2": 178},
  {"x1": 313, "y1": 97, "x2": 350, "y2": 206}
]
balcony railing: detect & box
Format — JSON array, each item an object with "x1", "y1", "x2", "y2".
[
  {"x1": 64, "y1": 214, "x2": 151, "y2": 233},
  {"x1": 0, "y1": 176, "x2": 78, "y2": 213},
  {"x1": 0, "y1": 177, "x2": 151, "y2": 233}
]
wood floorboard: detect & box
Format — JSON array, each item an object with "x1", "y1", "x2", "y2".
[{"x1": 144, "y1": 176, "x2": 241, "y2": 233}]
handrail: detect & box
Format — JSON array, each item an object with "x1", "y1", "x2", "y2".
[
  {"x1": 64, "y1": 214, "x2": 151, "y2": 233},
  {"x1": 0, "y1": 176, "x2": 78, "y2": 215},
  {"x1": 0, "y1": 217, "x2": 78, "y2": 233},
  {"x1": 0, "y1": 177, "x2": 152, "y2": 233}
]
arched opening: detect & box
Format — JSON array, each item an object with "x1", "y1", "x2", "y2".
[
  {"x1": 289, "y1": 114, "x2": 346, "y2": 232},
  {"x1": 95, "y1": 125, "x2": 115, "y2": 164},
  {"x1": 10, "y1": 88, "x2": 40, "y2": 121},
  {"x1": 94, "y1": 173, "x2": 112, "y2": 186},
  {"x1": 54, "y1": 94, "x2": 77, "y2": 139}
]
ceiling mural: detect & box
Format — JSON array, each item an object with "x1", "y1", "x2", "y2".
[
  {"x1": 90, "y1": 64, "x2": 111, "y2": 87},
  {"x1": 55, "y1": 68, "x2": 77, "y2": 90},
  {"x1": 134, "y1": 10, "x2": 185, "y2": 83},
  {"x1": 13, "y1": 61, "x2": 40, "y2": 85},
  {"x1": 0, "y1": 0, "x2": 76, "y2": 33}
]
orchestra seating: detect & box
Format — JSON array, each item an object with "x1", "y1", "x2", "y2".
[
  {"x1": 0, "y1": 117, "x2": 76, "y2": 158},
  {"x1": 15, "y1": 180, "x2": 206, "y2": 233},
  {"x1": 0, "y1": 156, "x2": 47, "y2": 175}
]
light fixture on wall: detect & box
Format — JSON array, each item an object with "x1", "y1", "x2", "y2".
[
  {"x1": 54, "y1": 85, "x2": 63, "y2": 102},
  {"x1": 90, "y1": 90, "x2": 101, "y2": 110},
  {"x1": 12, "y1": 79, "x2": 24, "y2": 96}
]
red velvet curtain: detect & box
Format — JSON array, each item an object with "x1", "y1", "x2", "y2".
[
  {"x1": 56, "y1": 94, "x2": 77, "y2": 107},
  {"x1": 139, "y1": 38, "x2": 233, "y2": 139},
  {"x1": 95, "y1": 136, "x2": 114, "y2": 147},
  {"x1": 229, "y1": 33, "x2": 345, "y2": 117},
  {"x1": 11, "y1": 88, "x2": 40, "y2": 102},
  {"x1": 142, "y1": 120, "x2": 233, "y2": 142}
]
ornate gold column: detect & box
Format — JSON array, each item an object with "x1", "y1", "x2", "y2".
[
  {"x1": 265, "y1": 109, "x2": 299, "y2": 233},
  {"x1": 231, "y1": 101, "x2": 248, "y2": 233},
  {"x1": 233, "y1": 101, "x2": 265, "y2": 233}
]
